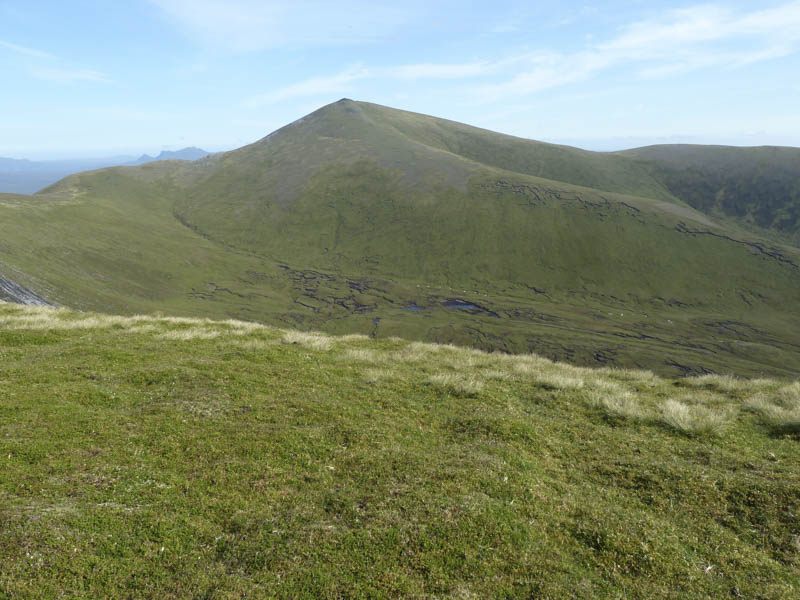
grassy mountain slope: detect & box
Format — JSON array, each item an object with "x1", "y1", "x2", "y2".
[
  {"x1": 1, "y1": 303, "x2": 798, "y2": 598},
  {"x1": 621, "y1": 144, "x2": 800, "y2": 244},
  {"x1": 356, "y1": 101, "x2": 676, "y2": 201},
  {"x1": 1, "y1": 100, "x2": 800, "y2": 378}
]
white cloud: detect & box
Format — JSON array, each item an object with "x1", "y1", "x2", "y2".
[
  {"x1": 0, "y1": 39, "x2": 53, "y2": 59},
  {"x1": 476, "y1": 2, "x2": 800, "y2": 101},
  {"x1": 1, "y1": 38, "x2": 111, "y2": 85},
  {"x1": 242, "y1": 61, "x2": 496, "y2": 108},
  {"x1": 382, "y1": 62, "x2": 492, "y2": 80},
  {"x1": 243, "y1": 66, "x2": 370, "y2": 107},
  {"x1": 31, "y1": 67, "x2": 111, "y2": 84},
  {"x1": 239, "y1": 3, "x2": 800, "y2": 111},
  {"x1": 150, "y1": 0, "x2": 413, "y2": 51}
]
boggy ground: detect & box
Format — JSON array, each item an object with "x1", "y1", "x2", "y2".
[{"x1": 1, "y1": 303, "x2": 798, "y2": 598}]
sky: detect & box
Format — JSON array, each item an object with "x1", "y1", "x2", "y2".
[{"x1": 2, "y1": 0, "x2": 800, "y2": 159}]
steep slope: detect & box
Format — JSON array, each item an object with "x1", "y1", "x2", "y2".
[
  {"x1": 1, "y1": 100, "x2": 800, "y2": 378},
  {"x1": 356, "y1": 101, "x2": 675, "y2": 200},
  {"x1": 620, "y1": 144, "x2": 800, "y2": 244}
]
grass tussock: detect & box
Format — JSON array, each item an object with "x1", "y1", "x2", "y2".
[
  {"x1": 659, "y1": 399, "x2": 735, "y2": 436},
  {"x1": 428, "y1": 373, "x2": 484, "y2": 396},
  {"x1": 681, "y1": 373, "x2": 745, "y2": 394},
  {"x1": 592, "y1": 390, "x2": 649, "y2": 421},
  {"x1": 281, "y1": 330, "x2": 333, "y2": 351},
  {"x1": 157, "y1": 328, "x2": 221, "y2": 341},
  {"x1": 234, "y1": 338, "x2": 278, "y2": 351},
  {"x1": 363, "y1": 368, "x2": 396, "y2": 383},
  {"x1": 535, "y1": 372, "x2": 586, "y2": 391},
  {"x1": 747, "y1": 384, "x2": 800, "y2": 433},
  {"x1": 342, "y1": 348, "x2": 381, "y2": 363}
]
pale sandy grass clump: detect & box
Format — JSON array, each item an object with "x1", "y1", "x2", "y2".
[
  {"x1": 281, "y1": 330, "x2": 332, "y2": 351},
  {"x1": 155, "y1": 315, "x2": 208, "y2": 326},
  {"x1": 219, "y1": 318, "x2": 264, "y2": 333},
  {"x1": 659, "y1": 399, "x2": 735, "y2": 436},
  {"x1": 342, "y1": 348, "x2": 381, "y2": 363},
  {"x1": 157, "y1": 328, "x2": 221, "y2": 341},
  {"x1": 481, "y1": 369, "x2": 512, "y2": 381},
  {"x1": 590, "y1": 385, "x2": 650, "y2": 421},
  {"x1": 681, "y1": 374, "x2": 745, "y2": 394},
  {"x1": 428, "y1": 373, "x2": 484, "y2": 396},
  {"x1": 535, "y1": 371, "x2": 586, "y2": 391},
  {"x1": 747, "y1": 382, "x2": 800, "y2": 433},
  {"x1": 128, "y1": 324, "x2": 159, "y2": 334},
  {"x1": 390, "y1": 342, "x2": 443, "y2": 364},
  {"x1": 363, "y1": 368, "x2": 396, "y2": 382},
  {"x1": 337, "y1": 333, "x2": 370, "y2": 343},
  {"x1": 0, "y1": 309, "x2": 152, "y2": 331},
  {"x1": 602, "y1": 392, "x2": 648, "y2": 420},
  {"x1": 234, "y1": 339, "x2": 278, "y2": 351}
]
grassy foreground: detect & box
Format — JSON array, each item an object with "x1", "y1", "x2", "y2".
[{"x1": 1, "y1": 302, "x2": 798, "y2": 598}]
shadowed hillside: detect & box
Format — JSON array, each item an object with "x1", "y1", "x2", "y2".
[{"x1": 621, "y1": 144, "x2": 800, "y2": 244}]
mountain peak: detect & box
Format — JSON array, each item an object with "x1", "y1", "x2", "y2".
[{"x1": 131, "y1": 147, "x2": 209, "y2": 165}]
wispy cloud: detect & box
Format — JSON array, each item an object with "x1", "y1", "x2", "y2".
[
  {"x1": 382, "y1": 62, "x2": 493, "y2": 80},
  {"x1": 243, "y1": 66, "x2": 370, "y2": 107},
  {"x1": 0, "y1": 39, "x2": 54, "y2": 59},
  {"x1": 1, "y1": 38, "x2": 111, "y2": 85},
  {"x1": 242, "y1": 61, "x2": 496, "y2": 108},
  {"x1": 31, "y1": 67, "x2": 112, "y2": 84},
  {"x1": 151, "y1": 0, "x2": 413, "y2": 51},
  {"x1": 478, "y1": 2, "x2": 800, "y2": 101},
  {"x1": 239, "y1": 3, "x2": 800, "y2": 111}
]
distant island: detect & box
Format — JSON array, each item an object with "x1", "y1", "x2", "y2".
[{"x1": 131, "y1": 147, "x2": 210, "y2": 165}]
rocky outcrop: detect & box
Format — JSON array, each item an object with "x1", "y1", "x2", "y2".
[{"x1": 0, "y1": 275, "x2": 50, "y2": 305}]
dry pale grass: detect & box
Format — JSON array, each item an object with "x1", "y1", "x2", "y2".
[
  {"x1": 659, "y1": 399, "x2": 735, "y2": 436},
  {"x1": 535, "y1": 371, "x2": 586, "y2": 391},
  {"x1": 389, "y1": 342, "x2": 442, "y2": 363},
  {"x1": 428, "y1": 373, "x2": 484, "y2": 396},
  {"x1": 342, "y1": 348, "x2": 381, "y2": 363},
  {"x1": 598, "y1": 367, "x2": 660, "y2": 385},
  {"x1": 481, "y1": 369, "x2": 512, "y2": 381},
  {"x1": 681, "y1": 374, "x2": 744, "y2": 394},
  {"x1": 281, "y1": 330, "x2": 333, "y2": 351},
  {"x1": 128, "y1": 324, "x2": 159, "y2": 334},
  {"x1": 592, "y1": 390, "x2": 649, "y2": 421},
  {"x1": 219, "y1": 319, "x2": 264, "y2": 333},
  {"x1": 747, "y1": 383, "x2": 800, "y2": 433},
  {"x1": 234, "y1": 339, "x2": 278, "y2": 351},
  {"x1": 337, "y1": 333, "x2": 371, "y2": 343},
  {"x1": 363, "y1": 368, "x2": 395, "y2": 382},
  {"x1": 156, "y1": 315, "x2": 209, "y2": 326},
  {"x1": 157, "y1": 329, "x2": 221, "y2": 341},
  {"x1": 0, "y1": 311, "x2": 156, "y2": 331}
]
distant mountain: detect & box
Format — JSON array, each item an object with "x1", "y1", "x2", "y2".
[
  {"x1": 131, "y1": 147, "x2": 210, "y2": 165},
  {"x1": 0, "y1": 99, "x2": 798, "y2": 378},
  {"x1": 0, "y1": 147, "x2": 210, "y2": 193}
]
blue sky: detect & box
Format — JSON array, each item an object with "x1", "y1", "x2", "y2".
[{"x1": 2, "y1": 0, "x2": 800, "y2": 158}]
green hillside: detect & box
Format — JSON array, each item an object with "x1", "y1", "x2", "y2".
[
  {"x1": 1, "y1": 303, "x2": 798, "y2": 598},
  {"x1": 1, "y1": 100, "x2": 799, "y2": 378}
]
